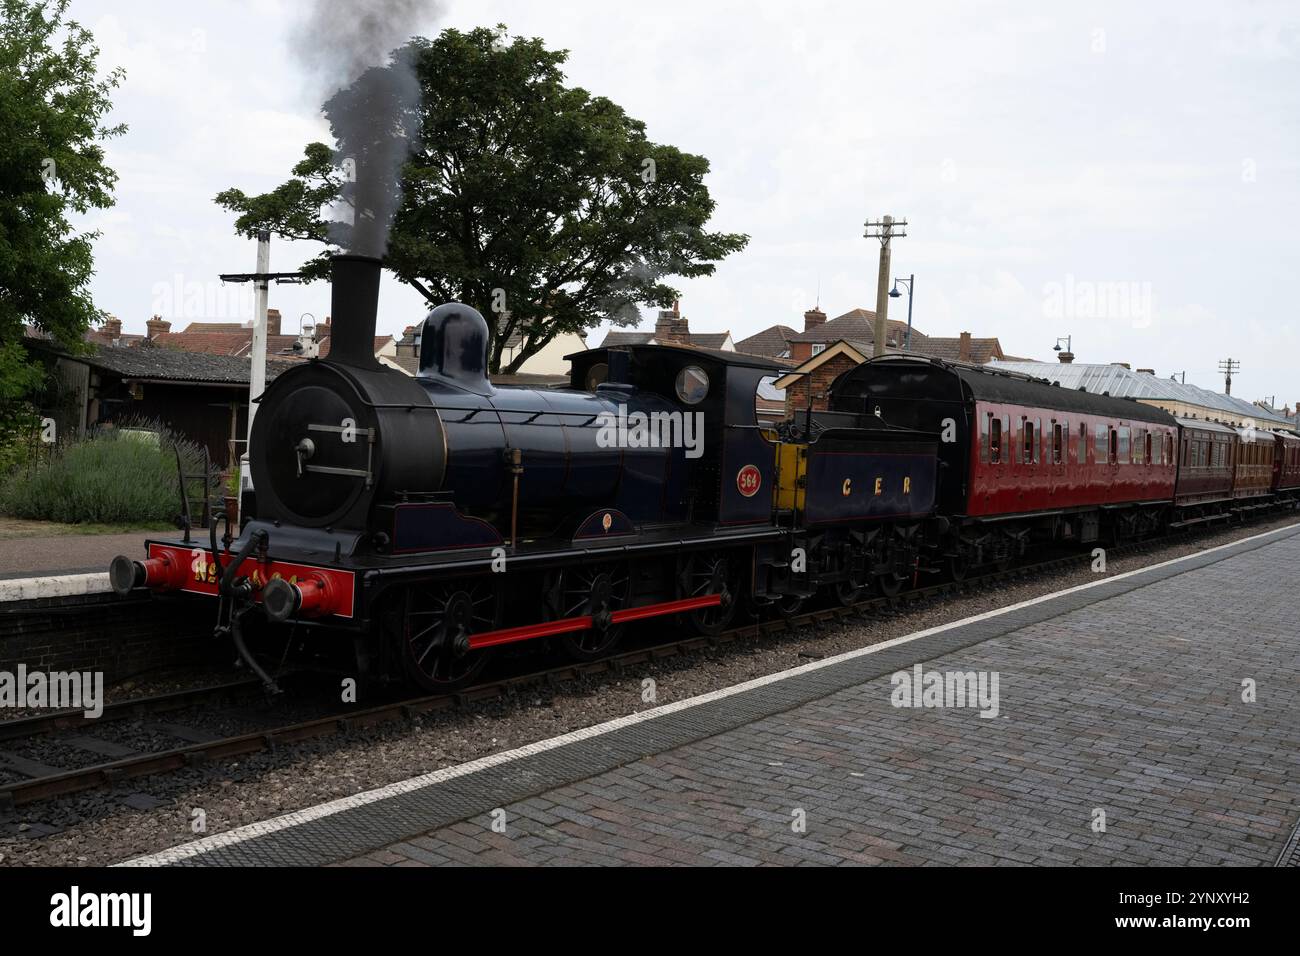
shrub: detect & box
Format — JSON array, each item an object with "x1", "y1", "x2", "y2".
[{"x1": 0, "y1": 426, "x2": 213, "y2": 525}]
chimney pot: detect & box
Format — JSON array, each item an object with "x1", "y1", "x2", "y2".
[
  {"x1": 1137, "y1": 368, "x2": 1155, "y2": 375},
  {"x1": 1057, "y1": 351, "x2": 1075, "y2": 364},
  {"x1": 145, "y1": 316, "x2": 171, "y2": 339},
  {"x1": 803, "y1": 307, "x2": 826, "y2": 333},
  {"x1": 655, "y1": 301, "x2": 689, "y2": 344},
  {"x1": 266, "y1": 308, "x2": 281, "y2": 336},
  {"x1": 958, "y1": 331, "x2": 972, "y2": 362},
  {"x1": 103, "y1": 315, "x2": 122, "y2": 338}
]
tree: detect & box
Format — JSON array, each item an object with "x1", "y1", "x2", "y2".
[
  {"x1": 0, "y1": 0, "x2": 125, "y2": 395},
  {"x1": 216, "y1": 26, "x2": 748, "y2": 373}
]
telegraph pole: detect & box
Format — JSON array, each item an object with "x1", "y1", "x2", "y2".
[
  {"x1": 1218, "y1": 358, "x2": 1240, "y2": 396},
  {"x1": 864, "y1": 215, "x2": 907, "y2": 357},
  {"x1": 219, "y1": 237, "x2": 304, "y2": 446}
]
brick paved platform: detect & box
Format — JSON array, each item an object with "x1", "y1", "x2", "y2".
[{"x1": 128, "y1": 523, "x2": 1300, "y2": 867}]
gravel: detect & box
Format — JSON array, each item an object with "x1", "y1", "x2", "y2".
[{"x1": 1, "y1": 514, "x2": 1296, "y2": 867}]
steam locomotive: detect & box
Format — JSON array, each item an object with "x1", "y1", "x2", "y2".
[{"x1": 110, "y1": 256, "x2": 1300, "y2": 691}]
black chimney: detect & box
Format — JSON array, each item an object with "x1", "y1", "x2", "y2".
[{"x1": 328, "y1": 254, "x2": 382, "y2": 368}]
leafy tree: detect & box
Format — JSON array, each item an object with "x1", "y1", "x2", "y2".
[
  {"x1": 216, "y1": 26, "x2": 748, "y2": 373},
  {"x1": 0, "y1": 0, "x2": 125, "y2": 396}
]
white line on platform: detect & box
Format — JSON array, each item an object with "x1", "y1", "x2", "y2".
[
  {"x1": 121, "y1": 519, "x2": 1300, "y2": 866},
  {"x1": 0, "y1": 572, "x2": 110, "y2": 604}
]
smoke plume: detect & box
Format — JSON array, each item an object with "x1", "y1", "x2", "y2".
[{"x1": 291, "y1": 0, "x2": 445, "y2": 258}]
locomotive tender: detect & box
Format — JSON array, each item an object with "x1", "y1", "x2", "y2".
[{"x1": 110, "y1": 256, "x2": 1300, "y2": 690}]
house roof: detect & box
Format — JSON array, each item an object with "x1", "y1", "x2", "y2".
[
  {"x1": 914, "y1": 336, "x2": 1003, "y2": 365},
  {"x1": 151, "y1": 329, "x2": 393, "y2": 361},
  {"x1": 182, "y1": 321, "x2": 247, "y2": 333},
  {"x1": 773, "y1": 340, "x2": 872, "y2": 390},
  {"x1": 599, "y1": 331, "x2": 657, "y2": 347},
  {"x1": 734, "y1": 324, "x2": 797, "y2": 358},
  {"x1": 153, "y1": 331, "x2": 258, "y2": 356},
  {"x1": 987, "y1": 361, "x2": 1295, "y2": 427},
  {"x1": 788, "y1": 309, "x2": 925, "y2": 346},
  {"x1": 689, "y1": 332, "x2": 732, "y2": 350}
]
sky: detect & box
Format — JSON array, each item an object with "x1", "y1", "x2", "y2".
[{"x1": 68, "y1": 0, "x2": 1300, "y2": 407}]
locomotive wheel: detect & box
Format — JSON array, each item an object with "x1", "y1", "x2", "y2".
[
  {"x1": 684, "y1": 552, "x2": 740, "y2": 635},
  {"x1": 548, "y1": 565, "x2": 631, "y2": 661},
  {"x1": 834, "y1": 563, "x2": 870, "y2": 606},
  {"x1": 875, "y1": 571, "x2": 905, "y2": 598},
  {"x1": 394, "y1": 581, "x2": 497, "y2": 691},
  {"x1": 948, "y1": 553, "x2": 970, "y2": 583},
  {"x1": 776, "y1": 593, "x2": 806, "y2": 618}
]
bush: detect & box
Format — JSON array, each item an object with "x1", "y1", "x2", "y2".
[{"x1": 0, "y1": 426, "x2": 213, "y2": 525}]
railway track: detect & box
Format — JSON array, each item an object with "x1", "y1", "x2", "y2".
[{"x1": 0, "y1": 529, "x2": 1205, "y2": 812}]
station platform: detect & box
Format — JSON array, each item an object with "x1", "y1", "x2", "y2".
[
  {"x1": 0, "y1": 526, "x2": 151, "y2": 596},
  {"x1": 126, "y1": 523, "x2": 1300, "y2": 867}
]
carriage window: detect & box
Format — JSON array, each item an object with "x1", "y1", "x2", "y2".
[
  {"x1": 980, "y1": 413, "x2": 991, "y2": 463},
  {"x1": 1096, "y1": 424, "x2": 1108, "y2": 461},
  {"x1": 1053, "y1": 423, "x2": 1063, "y2": 465},
  {"x1": 1133, "y1": 428, "x2": 1144, "y2": 464},
  {"x1": 990, "y1": 417, "x2": 1002, "y2": 464},
  {"x1": 1108, "y1": 428, "x2": 1118, "y2": 464},
  {"x1": 1037, "y1": 418, "x2": 1044, "y2": 464},
  {"x1": 1117, "y1": 427, "x2": 1130, "y2": 462},
  {"x1": 1022, "y1": 420, "x2": 1033, "y2": 464}
]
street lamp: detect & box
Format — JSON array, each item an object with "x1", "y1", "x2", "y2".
[
  {"x1": 888, "y1": 274, "x2": 915, "y2": 351},
  {"x1": 1052, "y1": 335, "x2": 1072, "y2": 353}
]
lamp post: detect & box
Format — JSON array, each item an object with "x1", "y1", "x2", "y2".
[{"x1": 888, "y1": 274, "x2": 915, "y2": 351}]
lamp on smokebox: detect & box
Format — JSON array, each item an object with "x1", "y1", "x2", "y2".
[{"x1": 888, "y1": 274, "x2": 915, "y2": 351}]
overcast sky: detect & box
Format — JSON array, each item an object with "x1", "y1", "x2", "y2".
[{"x1": 72, "y1": 0, "x2": 1299, "y2": 406}]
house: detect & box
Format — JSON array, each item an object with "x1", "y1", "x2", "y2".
[
  {"x1": 769, "y1": 307, "x2": 1014, "y2": 416},
  {"x1": 598, "y1": 302, "x2": 735, "y2": 352}
]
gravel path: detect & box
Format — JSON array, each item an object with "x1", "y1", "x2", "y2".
[{"x1": 1, "y1": 515, "x2": 1296, "y2": 867}]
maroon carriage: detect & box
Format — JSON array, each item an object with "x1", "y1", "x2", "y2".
[
  {"x1": 1270, "y1": 429, "x2": 1300, "y2": 496},
  {"x1": 830, "y1": 357, "x2": 1178, "y2": 570}
]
